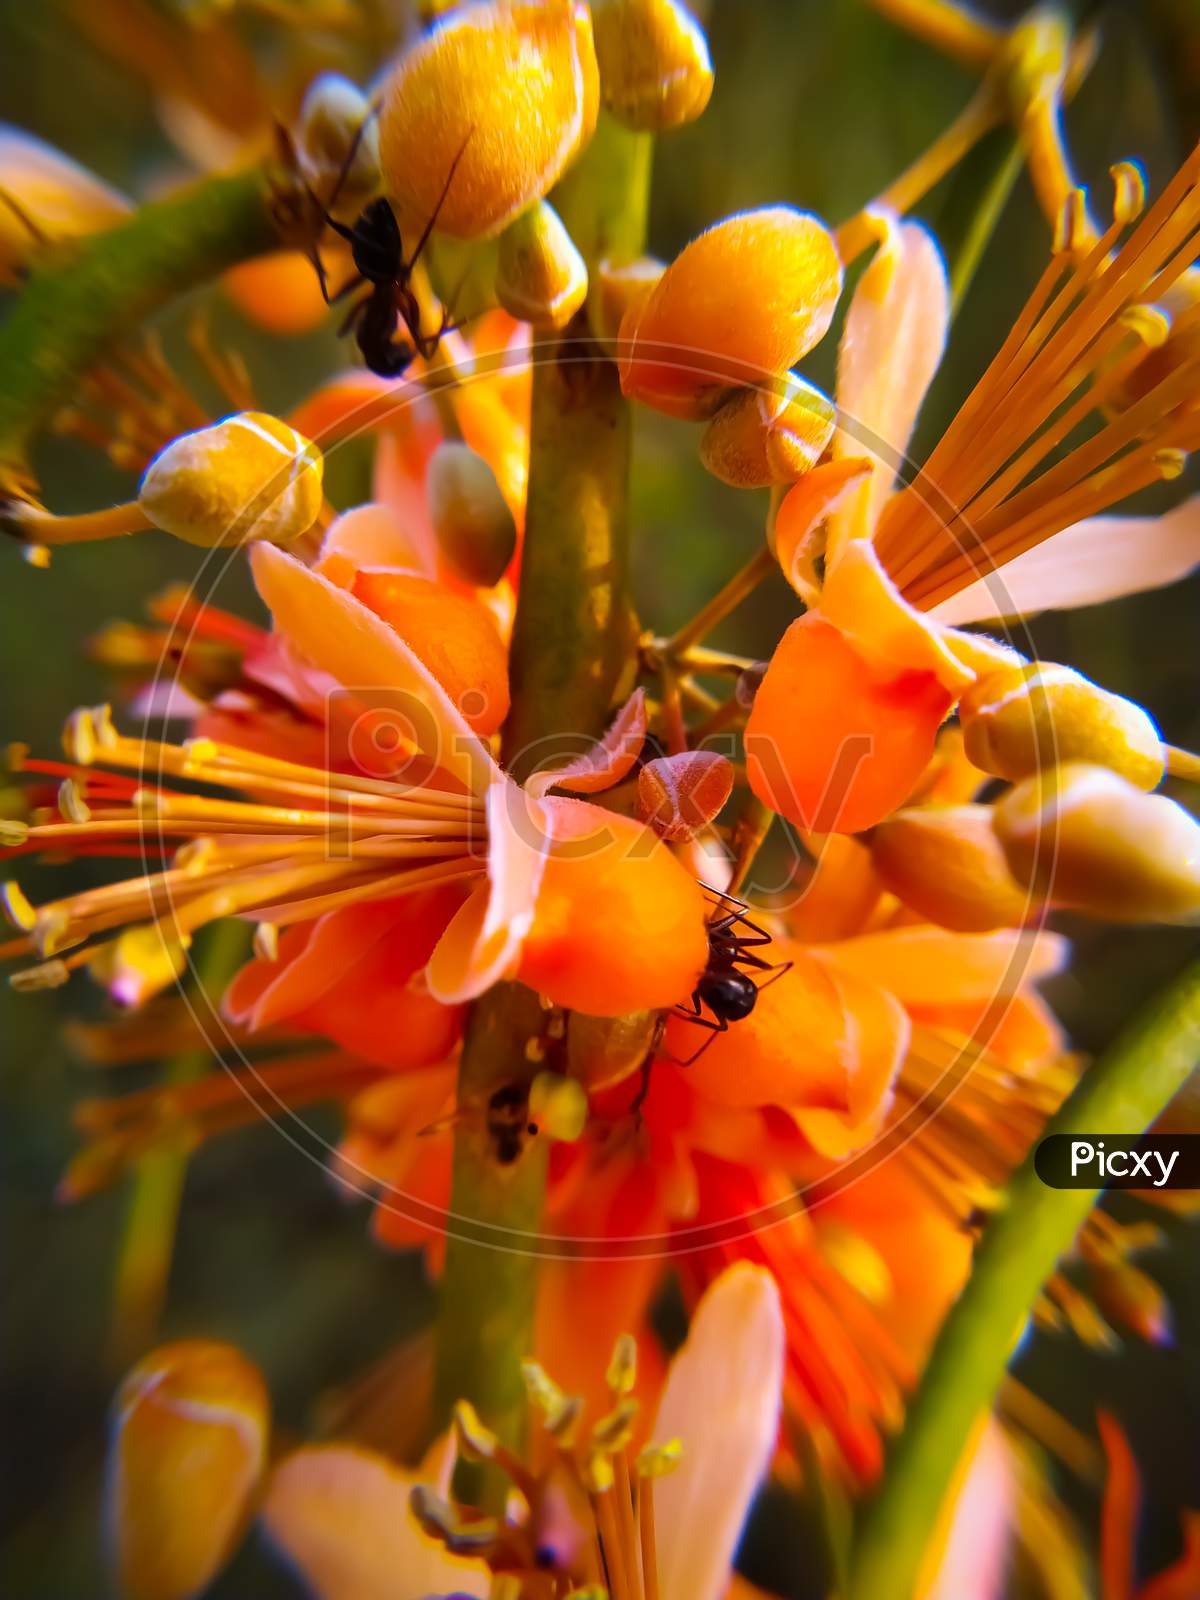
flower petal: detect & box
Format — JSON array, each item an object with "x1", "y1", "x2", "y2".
[
  {"x1": 426, "y1": 777, "x2": 551, "y2": 1003},
  {"x1": 829, "y1": 214, "x2": 949, "y2": 562},
  {"x1": 250, "y1": 543, "x2": 498, "y2": 797},
  {"x1": 820, "y1": 926, "x2": 1068, "y2": 1007},
  {"x1": 774, "y1": 456, "x2": 873, "y2": 605},
  {"x1": 261, "y1": 1444, "x2": 488, "y2": 1600},
  {"x1": 652, "y1": 1264, "x2": 785, "y2": 1600},
  {"x1": 527, "y1": 688, "x2": 648, "y2": 798},
  {"x1": 0, "y1": 124, "x2": 129, "y2": 275},
  {"x1": 928, "y1": 498, "x2": 1200, "y2": 625}
]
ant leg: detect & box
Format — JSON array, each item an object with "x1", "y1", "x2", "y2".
[
  {"x1": 672, "y1": 1014, "x2": 729, "y2": 1067},
  {"x1": 338, "y1": 291, "x2": 372, "y2": 339},
  {"x1": 403, "y1": 125, "x2": 475, "y2": 274},
  {"x1": 753, "y1": 959, "x2": 793, "y2": 993}
]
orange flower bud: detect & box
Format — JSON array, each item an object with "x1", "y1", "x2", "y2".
[
  {"x1": 960, "y1": 662, "x2": 1164, "y2": 790},
  {"x1": 0, "y1": 126, "x2": 129, "y2": 280},
  {"x1": 746, "y1": 616, "x2": 955, "y2": 834},
  {"x1": 869, "y1": 804, "x2": 1033, "y2": 932},
  {"x1": 138, "y1": 413, "x2": 323, "y2": 549},
  {"x1": 427, "y1": 440, "x2": 518, "y2": 586},
  {"x1": 495, "y1": 198, "x2": 588, "y2": 327},
  {"x1": 993, "y1": 763, "x2": 1200, "y2": 923},
  {"x1": 618, "y1": 207, "x2": 842, "y2": 419},
  {"x1": 296, "y1": 71, "x2": 379, "y2": 210},
  {"x1": 591, "y1": 0, "x2": 714, "y2": 132},
  {"x1": 108, "y1": 1341, "x2": 269, "y2": 1600},
  {"x1": 637, "y1": 749, "x2": 733, "y2": 840},
  {"x1": 699, "y1": 374, "x2": 835, "y2": 487},
  {"x1": 378, "y1": 1, "x2": 599, "y2": 240},
  {"x1": 517, "y1": 797, "x2": 708, "y2": 1014},
  {"x1": 351, "y1": 568, "x2": 510, "y2": 734},
  {"x1": 223, "y1": 251, "x2": 333, "y2": 336}
]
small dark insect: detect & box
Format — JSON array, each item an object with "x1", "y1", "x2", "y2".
[
  {"x1": 305, "y1": 116, "x2": 471, "y2": 378},
  {"x1": 487, "y1": 1082, "x2": 539, "y2": 1166},
  {"x1": 670, "y1": 888, "x2": 793, "y2": 1067}
]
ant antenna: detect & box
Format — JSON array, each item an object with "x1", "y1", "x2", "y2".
[{"x1": 404, "y1": 125, "x2": 475, "y2": 274}]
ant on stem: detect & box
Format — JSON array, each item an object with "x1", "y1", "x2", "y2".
[{"x1": 300, "y1": 112, "x2": 473, "y2": 378}]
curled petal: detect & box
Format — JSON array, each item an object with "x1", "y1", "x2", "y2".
[
  {"x1": 637, "y1": 749, "x2": 733, "y2": 839},
  {"x1": 527, "y1": 688, "x2": 648, "y2": 798},
  {"x1": 317, "y1": 501, "x2": 429, "y2": 576},
  {"x1": 619, "y1": 206, "x2": 843, "y2": 419},
  {"x1": 774, "y1": 456, "x2": 873, "y2": 605},
  {"x1": 829, "y1": 213, "x2": 949, "y2": 562}
]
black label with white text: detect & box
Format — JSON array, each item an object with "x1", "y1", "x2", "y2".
[{"x1": 1035, "y1": 1134, "x2": 1200, "y2": 1190}]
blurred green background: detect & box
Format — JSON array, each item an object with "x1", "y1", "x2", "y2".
[{"x1": 1, "y1": 1, "x2": 1198, "y2": 1594}]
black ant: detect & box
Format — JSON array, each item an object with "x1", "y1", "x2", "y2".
[
  {"x1": 629, "y1": 889, "x2": 792, "y2": 1114},
  {"x1": 302, "y1": 113, "x2": 472, "y2": 378}
]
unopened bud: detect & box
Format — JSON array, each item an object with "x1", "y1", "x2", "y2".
[
  {"x1": 495, "y1": 198, "x2": 588, "y2": 327},
  {"x1": 961, "y1": 662, "x2": 1164, "y2": 791},
  {"x1": 619, "y1": 207, "x2": 842, "y2": 420},
  {"x1": 528, "y1": 1070, "x2": 588, "y2": 1142},
  {"x1": 566, "y1": 1008, "x2": 659, "y2": 1092},
  {"x1": 427, "y1": 441, "x2": 517, "y2": 586},
  {"x1": 591, "y1": 0, "x2": 713, "y2": 132},
  {"x1": 699, "y1": 374, "x2": 835, "y2": 487},
  {"x1": 379, "y1": 1, "x2": 599, "y2": 240},
  {"x1": 297, "y1": 72, "x2": 380, "y2": 209},
  {"x1": 139, "y1": 413, "x2": 323, "y2": 549},
  {"x1": 869, "y1": 804, "x2": 1032, "y2": 932},
  {"x1": 638, "y1": 749, "x2": 734, "y2": 839},
  {"x1": 993, "y1": 763, "x2": 1200, "y2": 923},
  {"x1": 108, "y1": 1341, "x2": 269, "y2": 1600}
]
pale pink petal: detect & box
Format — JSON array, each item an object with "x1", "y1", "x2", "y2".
[
  {"x1": 928, "y1": 499, "x2": 1200, "y2": 625},
  {"x1": 250, "y1": 544, "x2": 498, "y2": 797},
  {"x1": 317, "y1": 502, "x2": 428, "y2": 575},
  {"x1": 922, "y1": 1419, "x2": 1015, "y2": 1600},
  {"x1": 653, "y1": 1265, "x2": 785, "y2": 1600},
  {"x1": 527, "y1": 689, "x2": 648, "y2": 799},
  {"x1": 820, "y1": 926, "x2": 1068, "y2": 1007},
  {"x1": 829, "y1": 215, "x2": 950, "y2": 561},
  {"x1": 261, "y1": 1444, "x2": 488, "y2": 1600},
  {"x1": 374, "y1": 426, "x2": 440, "y2": 577},
  {"x1": 426, "y1": 777, "x2": 551, "y2": 1002}
]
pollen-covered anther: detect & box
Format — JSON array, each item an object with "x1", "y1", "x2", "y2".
[
  {"x1": 138, "y1": 413, "x2": 324, "y2": 550},
  {"x1": 700, "y1": 373, "x2": 836, "y2": 488},
  {"x1": 409, "y1": 1485, "x2": 501, "y2": 1554},
  {"x1": 495, "y1": 198, "x2": 588, "y2": 328},
  {"x1": 960, "y1": 662, "x2": 1165, "y2": 790},
  {"x1": 636, "y1": 1437, "x2": 683, "y2": 1478},
  {"x1": 606, "y1": 1333, "x2": 638, "y2": 1398},
  {"x1": 527, "y1": 1070, "x2": 588, "y2": 1141},
  {"x1": 1, "y1": 880, "x2": 37, "y2": 931},
  {"x1": 378, "y1": 0, "x2": 599, "y2": 240},
  {"x1": 590, "y1": 0, "x2": 714, "y2": 132},
  {"x1": 993, "y1": 762, "x2": 1200, "y2": 923},
  {"x1": 590, "y1": 1396, "x2": 639, "y2": 1453},
  {"x1": 452, "y1": 1398, "x2": 501, "y2": 1463},
  {"x1": 58, "y1": 779, "x2": 90, "y2": 825},
  {"x1": 0, "y1": 819, "x2": 30, "y2": 847},
  {"x1": 1110, "y1": 160, "x2": 1146, "y2": 227}
]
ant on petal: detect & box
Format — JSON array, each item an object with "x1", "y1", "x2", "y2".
[{"x1": 301, "y1": 112, "x2": 473, "y2": 378}]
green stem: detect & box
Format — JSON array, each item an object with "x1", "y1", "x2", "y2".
[
  {"x1": 0, "y1": 165, "x2": 277, "y2": 480},
  {"x1": 432, "y1": 115, "x2": 652, "y2": 1503},
  {"x1": 848, "y1": 955, "x2": 1200, "y2": 1600},
  {"x1": 107, "y1": 919, "x2": 251, "y2": 1370}
]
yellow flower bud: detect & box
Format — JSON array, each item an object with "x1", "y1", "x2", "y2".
[
  {"x1": 427, "y1": 440, "x2": 518, "y2": 586},
  {"x1": 138, "y1": 413, "x2": 323, "y2": 549},
  {"x1": 528, "y1": 1069, "x2": 589, "y2": 1141},
  {"x1": 0, "y1": 126, "x2": 129, "y2": 280},
  {"x1": 591, "y1": 0, "x2": 713, "y2": 132},
  {"x1": 619, "y1": 207, "x2": 842, "y2": 419},
  {"x1": 961, "y1": 662, "x2": 1164, "y2": 791},
  {"x1": 296, "y1": 71, "x2": 380, "y2": 209},
  {"x1": 699, "y1": 374, "x2": 835, "y2": 488},
  {"x1": 108, "y1": 1341, "x2": 269, "y2": 1600},
  {"x1": 993, "y1": 763, "x2": 1200, "y2": 923},
  {"x1": 379, "y1": 1, "x2": 599, "y2": 240},
  {"x1": 495, "y1": 198, "x2": 588, "y2": 327},
  {"x1": 869, "y1": 804, "x2": 1033, "y2": 932}
]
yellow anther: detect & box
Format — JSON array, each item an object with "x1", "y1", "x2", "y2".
[
  {"x1": 1110, "y1": 161, "x2": 1146, "y2": 227},
  {"x1": 253, "y1": 923, "x2": 279, "y2": 962},
  {"x1": 184, "y1": 738, "x2": 218, "y2": 766},
  {"x1": 62, "y1": 707, "x2": 96, "y2": 765},
  {"x1": 606, "y1": 1333, "x2": 638, "y2": 1398},
  {"x1": 58, "y1": 779, "x2": 90, "y2": 824},
  {"x1": 591, "y1": 1396, "x2": 639, "y2": 1453},
  {"x1": 1117, "y1": 304, "x2": 1171, "y2": 349},
  {"x1": 409, "y1": 1485, "x2": 500, "y2": 1553},
  {"x1": 1, "y1": 880, "x2": 36, "y2": 931},
  {"x1": 582, "y1": 1449, "x2": 615, "y2": 1495},
  {"x1": 0, "y1": 819, "x2": 30, "y2": 846},
  {"x1": 453, "y1": 1399, "x2": 500, "y2": 1463},
  {"x1": 35, "y1": 907, "x2": 76, "y2": 957},
  {"x1": 1153, "y1": 447, "x2": 1187, "y2": 480},
  {"x1": 1053, "y1": 187, "x2": 1089, "y2": 257},
  {"x1": 636, "y1": 1437, "x2": 683, "y2": 1478},
  {"x1": 10, "y1": 958, "x2": 70, "y2": 992},
  {"x1": 528, "y1": 1071, "x2": 588, "y2": 1142}
]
